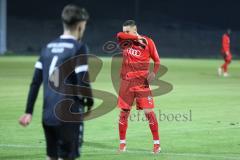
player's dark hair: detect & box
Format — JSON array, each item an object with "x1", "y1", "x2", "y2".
[
  {"x1": 123, "y1": 20, "x2": 136, "y2": 27},
  {"x1": 61, "y1": 4, "x2": 89, "y2": 30}
]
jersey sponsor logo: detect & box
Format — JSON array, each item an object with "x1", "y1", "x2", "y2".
[
  {"x1": 51, "y1": 48, "x2": 64, "y2": 53},
  {"x1": 47, "y1": 42, "x2": 74, "y2": 53},
  {"x1": 126, "y1": 48, "x2": 141, "y2": 57},
  {"x1": 47, "y1": 42, "x2": 74, "y2": 49}
]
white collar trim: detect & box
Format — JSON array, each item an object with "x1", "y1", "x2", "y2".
[{"x1": 60, "y1": 34, "x2": 77, "y2": 40}]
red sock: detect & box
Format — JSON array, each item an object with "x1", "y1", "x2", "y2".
[
  {"x1": 222, "y1": 59, "x2": 231, "y2": 73},
  {"x1": 145, "y1": 111, "x2": 159, "y2": 141},
  {"x1": 119, "y1": 110, "x2": 130, "y2": 142},
  {"x1": 221, "y1": 62, "x2": 228, "y2": 73}
]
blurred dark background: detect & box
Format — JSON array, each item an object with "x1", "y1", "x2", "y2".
[{"x1": 7, "y1": 0, "x2": 240, "y2": 57}]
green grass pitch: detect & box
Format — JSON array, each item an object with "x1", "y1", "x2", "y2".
[{"x1": 0, "y1": 56, "x2": 240, "y2": 160}]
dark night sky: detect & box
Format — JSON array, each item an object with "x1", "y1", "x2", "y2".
[{"x1": 7, "y1": 0, "x2": 240, "y2": 29}]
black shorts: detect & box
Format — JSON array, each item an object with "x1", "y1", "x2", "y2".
[{"x1": 42, "y1": 122, "x2": 80, "y2": 159}]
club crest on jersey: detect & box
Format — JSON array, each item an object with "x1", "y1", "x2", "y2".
[{"x1": 126, "y1": 48, "x2": 141, "y2": 57}]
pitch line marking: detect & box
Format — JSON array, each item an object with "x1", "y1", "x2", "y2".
[{"x1": 0, "y1": 144, "x2": 240, "y2": 159}]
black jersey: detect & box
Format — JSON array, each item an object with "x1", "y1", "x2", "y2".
[{"x1": 25, "y1": 35, "x2": 91, "y2": 125}]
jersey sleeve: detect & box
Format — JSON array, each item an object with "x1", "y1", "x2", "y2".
[
  {"x1": 34, "y1": 55, "x2": 43, "y2": 70},
  {"x1": 74, "y1": 44, "x2": 93, "y2": 98},
  {"x1": 117, "y1": 32, "x2": 138, "y2": 43},
  {"x1": 148, "y1": 38, "x2": 160, "y2": 74},
  {"x1": 75, "y1": 44, "x2": 89, "y2": 75},
  {"x1": 25, "y1": 56, "x2": 43, "y2": 114}
]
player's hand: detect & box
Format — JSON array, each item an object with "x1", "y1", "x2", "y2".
[
  {"x1": 137, "y1": 34, "x2": 143, "y2": 40},
  {"x1": 137, "y1": 35, "x2": 148, "y2": 45},
  {"x1": 147, "y1": 72, "x2": 156, "y2": 84},
  {"x1": 225, "y1": 51, "x2": 230, "y2": 56},
  {"x1": 19, "y1": 114, "x2": 32, "y2": 127},
  {"x1": 83, "y1": 97, "x2": 94, "y2": 112}
]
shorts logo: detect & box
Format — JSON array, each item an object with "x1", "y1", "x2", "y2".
[{"x1": 148, "y1": 96, "x2": 153, "y2": 104}]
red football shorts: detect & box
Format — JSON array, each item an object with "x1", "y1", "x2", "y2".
[
  {"x1": 117, "y1": 79, "x2": 154, "y2": 110},
  {"x1": 224, "y1": 54, "x2": 232, "y2": 63},
  {"x1": 222, "y1": 52, "x2": 232, "y2": 62}
]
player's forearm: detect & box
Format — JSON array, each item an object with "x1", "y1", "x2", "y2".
[
  {"x1": 148, "y1": 38, "x2": 160, "y2": 74},
  {"x1": 77, "y1": 71, "x2": 93, "y2": 97},
  {"x1": 117, "y1": 32, "x2": 138, "y2": 40},
  {"x1": 25, "y1": 83, "x2": 41, "y2": 114},
  {"x1": 77, "y1": 73, "x2": 94, "y2": 108},
  {"x1": 153, "y1": 61, "x2": 160, "y2": 74},
  {"x1": 25, "y1": 69, "x2": 42, "y2": 114},
  {"x1": 151, "y1": 53, "x2": 160, "y2": 74}
]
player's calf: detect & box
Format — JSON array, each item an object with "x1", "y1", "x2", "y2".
[{"x1": 118, "y1": 109, "x2": 130, "y2": 152}]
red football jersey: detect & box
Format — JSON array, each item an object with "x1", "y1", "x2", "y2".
[
  {"x1": 221, "y1": 33, "x2": 230, "y2": 54},
  {"x1": 117, "y1": 32, "x2": 160, "y2": 80}
]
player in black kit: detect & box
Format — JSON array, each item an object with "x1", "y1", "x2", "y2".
[{"x1": 19, "y1": 4, "x2": 93, "y2": 160}]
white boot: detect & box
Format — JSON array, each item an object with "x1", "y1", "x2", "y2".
[
  {"x1": 218, "y1": 68, "x2": 223, "y2": 76},
  {"x1": 223, "y1": 72, "x2": 229, "y2": 77}
]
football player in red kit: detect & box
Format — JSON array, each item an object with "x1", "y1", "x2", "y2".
[
  {"x1": 116, "y1": 20, "x2": 161, "y2": 154},
  {"x1": 218, "y1": 29, "x2": 232, "y2": 77}
]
